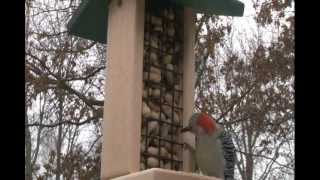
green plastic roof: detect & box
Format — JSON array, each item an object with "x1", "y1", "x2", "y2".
[{"x1": 67, "y1": 0, "x2": 244, "y2": 44}]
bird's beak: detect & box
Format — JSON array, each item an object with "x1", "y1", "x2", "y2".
[{"x1": 181, "y1": 126, "x2": 192, "y2": 133}]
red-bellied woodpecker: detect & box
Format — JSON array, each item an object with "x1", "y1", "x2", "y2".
[{"x1": 181, "y1": 112, "x2": 236, "y2": 180}]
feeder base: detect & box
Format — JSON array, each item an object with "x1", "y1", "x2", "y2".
[{"x1": 110, "y1": 168, "x2": 222, "y2": 180}]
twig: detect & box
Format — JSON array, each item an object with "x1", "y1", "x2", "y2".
[
  {"x1": 216, "y1": 83, "x2": 256, "y2": 122},
  {"x1": 236, "y1": 150, "x2": 293, "y2": 170},
  {"x1": 26, "y1": 115, "x2": 101, "y2": 128}
]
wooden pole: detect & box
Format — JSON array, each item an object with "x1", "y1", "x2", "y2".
[
  {"x1": 182, "y1": 7, "x2": 196, "y2": 173},
  {"x1": 101, "y1": 0, "x2": 145, "y2": 179}
]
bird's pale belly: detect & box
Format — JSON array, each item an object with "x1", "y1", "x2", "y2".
[{"x1": 196, "y1": 137, "x2": 225, "y2": 178}]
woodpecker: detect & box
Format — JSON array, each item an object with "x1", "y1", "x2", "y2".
[{"x1": 181, "y1": 112, "x2": 236, "y2": 180}]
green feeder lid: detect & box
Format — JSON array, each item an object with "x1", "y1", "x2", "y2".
[{"x1": 67, "y1": 0, "x2": 244, "y2": 44}]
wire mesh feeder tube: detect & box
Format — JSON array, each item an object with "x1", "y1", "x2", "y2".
[{"x1": 141, "y1": 0, "x2": 184, "y2": 172}]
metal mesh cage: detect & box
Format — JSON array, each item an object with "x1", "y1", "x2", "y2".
[{"x1": 140, "y1": 0, "x2": 184, "y2": 171}]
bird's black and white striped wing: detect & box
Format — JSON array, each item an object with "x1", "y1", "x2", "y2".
[{"x1": 219, "y1": 131, "x2": 236, "y2": 180}]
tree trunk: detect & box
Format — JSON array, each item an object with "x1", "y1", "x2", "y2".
[
  {"x1": 25, "y1": 107, "x2": 33, "y2": 180},
  {"x1": 245, "y1": 155, "x2": 254, "y2": 180},
  {"x1": 56, "y1": 93, "x2": 64, "y2": 180},
  {"x1": 25, "y1": 1, "x2": 32, "y2": 179},
  {"x1": 245, "y1": 125, "x2": 254, "y2": 180},
  {"x1": 32, "y1": 93, "x2": 46, "y2": 167}
]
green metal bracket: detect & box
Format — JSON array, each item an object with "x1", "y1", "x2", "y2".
[{"x1": 67, "y1": 0, "x2": 244, "y2": 44}]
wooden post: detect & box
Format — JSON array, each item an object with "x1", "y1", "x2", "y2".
[
  {"x1": 182, "y1": 8, "x2": 196, "y2": 172},
  {"x1": 101, "y1": 0, "x2": 145, "y2": 179}
]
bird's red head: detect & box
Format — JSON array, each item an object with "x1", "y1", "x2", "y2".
[{"x1": 197, "y1": 113, "x2": 216, "y2": 134}]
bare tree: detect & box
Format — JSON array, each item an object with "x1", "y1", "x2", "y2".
[
  {"x1": 25, "y1": 0, "x2": 104, "y2": 179},
  {"x1": 194, "y1": 1, "x2": 294, "y2": 179}
]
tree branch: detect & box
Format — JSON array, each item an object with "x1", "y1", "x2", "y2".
[
  {"x1": 236, "y1": 150, "x2": 293, "y2": 170},
  {"x1": 216, "y1": 83, "x2": 256, "y2": 122},
  {"x1": 26, "y1": 115, "x2": 101, "y2": 128},
  {"x1": 84, "y1": 135, "x2": 102, "y2": 157},
  {"x1": 60, "y1": 82, "x2": 104, "y2": 107},
  {"x1": 65, "y1": 66, "x2": 105, "y2": 81}
]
